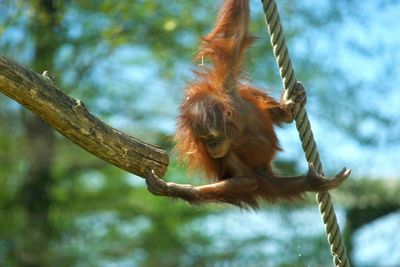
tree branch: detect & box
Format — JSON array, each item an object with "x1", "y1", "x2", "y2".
[{"x1": 0, "y1": 55, "x2": 169, "y2": 178}]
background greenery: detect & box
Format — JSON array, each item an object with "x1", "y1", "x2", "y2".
[{"x1": 1, "y1": 0, "x2": 399, "y2": 266}]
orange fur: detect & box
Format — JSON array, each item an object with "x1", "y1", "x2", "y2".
[
  {"x1": 176, "y1": 0, "x2": 277, "y2": 178},
  {"x1": 146, "y1": 0, "x2": 349, "y2": 209}
]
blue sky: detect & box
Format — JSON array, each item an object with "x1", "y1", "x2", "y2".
[
  {"x1": 1, "y1": 1, "x2": 399, "y2": 265},
  {"x1": 112, "y1": 0, "x2": 400, "y2": 179},
  {"x1": 120, "y1": 2, "x2": 400, "y2": 263}
]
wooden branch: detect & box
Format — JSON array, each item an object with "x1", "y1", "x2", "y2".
[{"x1": 0, "y1": 55, "x2": 169, "y2": 178}]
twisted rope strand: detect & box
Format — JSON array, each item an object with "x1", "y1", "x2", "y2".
[{"x1": 260, "y1": 1, "x2": 350, "y2": 266}]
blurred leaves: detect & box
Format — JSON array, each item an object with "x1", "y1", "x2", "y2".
[{"x1": 1, "y1": 0, "x2": 400, "y2": 266}]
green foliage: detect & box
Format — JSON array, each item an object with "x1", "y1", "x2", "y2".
[{"x1": 1, "y1": 0, "x2": 400, "y2": 266}]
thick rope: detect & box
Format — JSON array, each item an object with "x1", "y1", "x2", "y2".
[{"x1": 260, "y1": 1, "x2": 350, "y2": 266}]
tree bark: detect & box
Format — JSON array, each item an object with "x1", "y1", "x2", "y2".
[{"x1": 0, "y1": 55, "x2": 169, "y2": 178}]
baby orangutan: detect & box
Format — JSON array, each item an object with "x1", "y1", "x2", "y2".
[{"x1": 146, "y1": 0, "x2": 350, "y2": 209}]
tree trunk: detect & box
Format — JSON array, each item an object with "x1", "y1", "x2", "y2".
[{"x1": 17, "y1": 1, "x2": 59, "y2": 265}]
